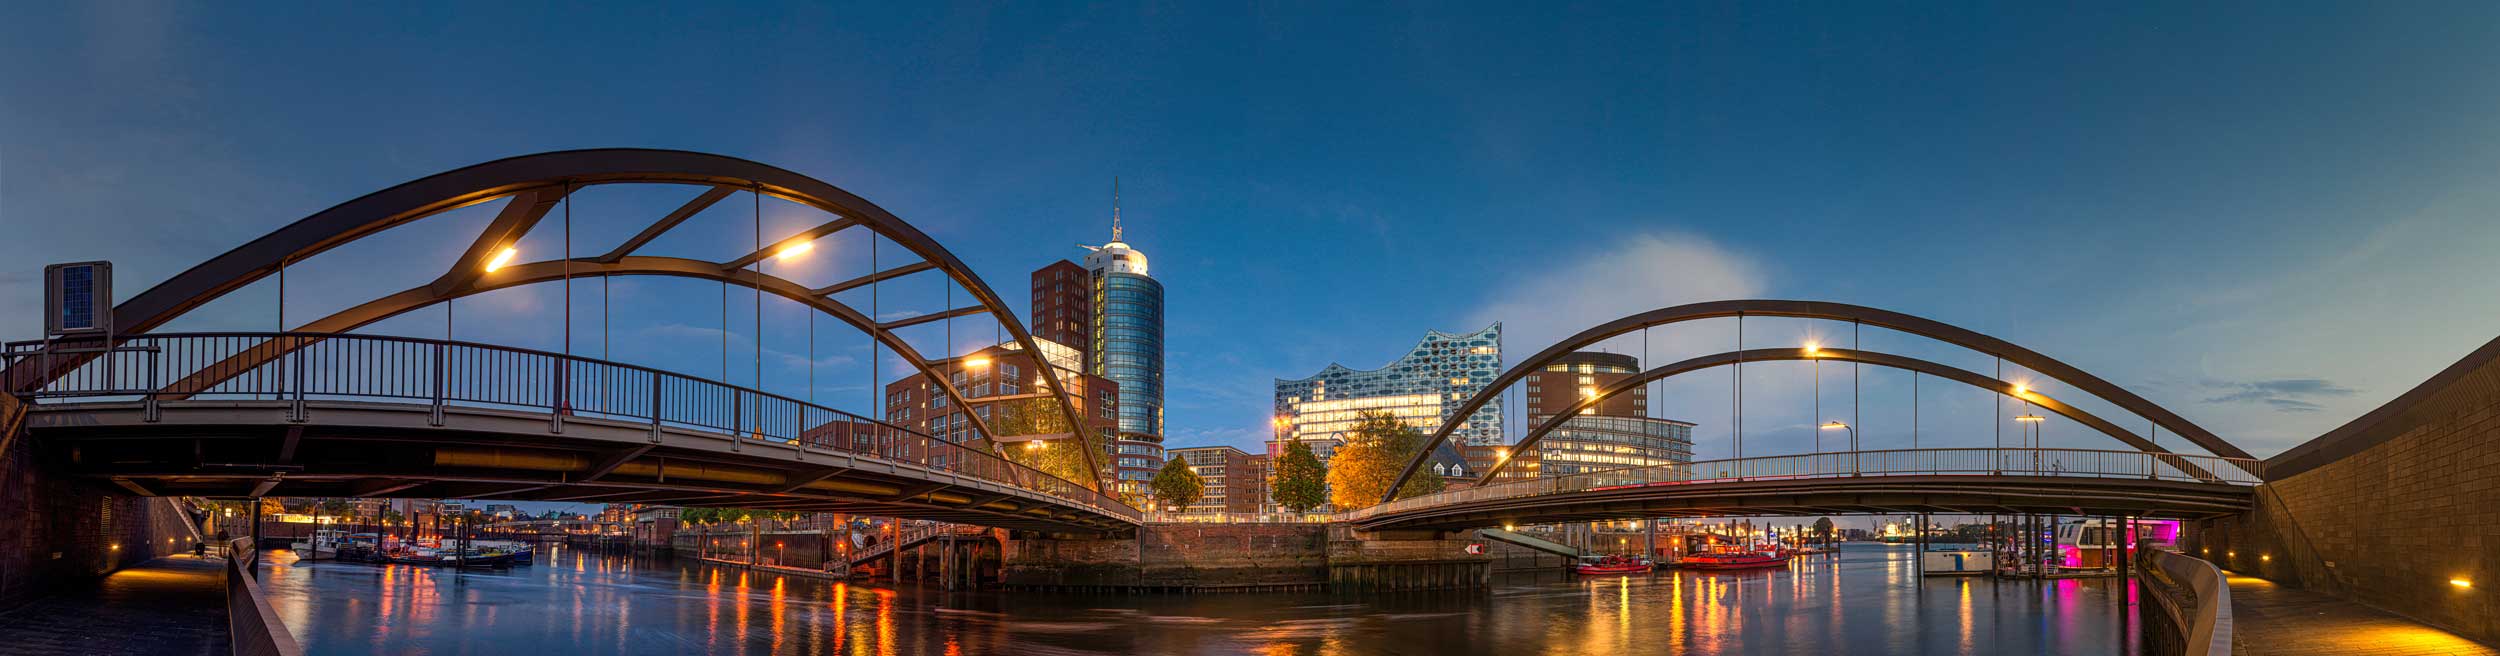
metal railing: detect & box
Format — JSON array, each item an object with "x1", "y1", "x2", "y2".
[
  {"x1": 4, "y1": 332, "x2": 1137, "y2": 522},
  {"x1": 223, "y1": 537, "x2": 305, "y2": 656},
  {"x1": 1341, "y1": 447, "x2": 2266, "y2": 523}
]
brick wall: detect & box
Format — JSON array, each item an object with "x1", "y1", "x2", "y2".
[
  {"x1": 0, "y1": 403, "x2": 200, "y2": 611},
  {"x1": 2192, "y1": 335, "x2": 2500, "y2": 645},
  {"x1": 1003, "y1": 523, "x2": 1329, "y2": 588}
]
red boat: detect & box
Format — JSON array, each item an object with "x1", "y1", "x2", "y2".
[
  {"x1": 1681, "y1": 546, "x2": 1793, "y2": 570},
  {"x1": 1574, "y1": 555, "x2": 1654, "y2": 575}
]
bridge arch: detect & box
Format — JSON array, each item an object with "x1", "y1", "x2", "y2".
[
  {"x1": 1485, "y1": 347, "x2": 2235, "y2": 482},
  {"x1": 36, "y1": 148, "x2": 1107, "y2": 491},
  {"x1": 1388, "y1": 300, "x2": 2249, "y2": 503}
]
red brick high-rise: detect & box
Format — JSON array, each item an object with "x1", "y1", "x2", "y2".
[{"x1": 1030, "y1": 260, "x2": 1091, "y2": 362}]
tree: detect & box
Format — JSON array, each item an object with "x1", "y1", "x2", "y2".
[
  {"x1": 1813, "y1": 517, "x2": 1836, "y2": 546},
  {"x1": 1326, "y1": 410, "x2": 1446, "y2": 510},
  {"x1": 1272, "y1": 441, "x2": 1327, "y2": 513},
  {"x1": 993, "y1": 397, "x2": 1112, "y2": 491},
  {"x1": 1150, "y1": 459, "x2": 1205, "y2": 511}
]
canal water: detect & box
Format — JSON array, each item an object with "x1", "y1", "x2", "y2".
[{"x1": 258, "y1": 542, "x2": 2141, "y2": 655}]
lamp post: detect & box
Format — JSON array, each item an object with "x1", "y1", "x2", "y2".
[
  {"x1": 1820, "y1": 421, "x2": 1856, "y2": 475},
  {"x1": 2015, "y1": 414, "x2": 2045, "y2": 474}
]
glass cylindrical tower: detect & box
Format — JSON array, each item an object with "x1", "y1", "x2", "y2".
[{"x1": 1084, "y1": 230, "x2": 1165, "y2": 494}]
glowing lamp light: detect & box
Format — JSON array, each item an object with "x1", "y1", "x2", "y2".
[
  {"x1": 1820, "y1": 421, "x2": 1849, "y2": 430},
  {"x1": 2015, "y1": 415, "x2": 2045, "y2": 423},
  {"x1": 964, "y1": 355, "x2": 992, "y2": 369},
  {"x1": 484, "y1": 246, "x2": 519, "y2": 272},
  {"x1": 1803, "y1": 341, "x2": 1821, "y2": 356},
  {"x1": 2010, "y1": 383, "x2": 2029, "y2": 396},
  {"x1": 774, "y1": 241, "x2": 813, "y2": 261},
  {"x1": 2452, "y1": 578, "x2": 2473, "y2": 589}
]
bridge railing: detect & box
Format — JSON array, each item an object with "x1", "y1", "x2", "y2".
[
  {"x1": 4, "y1": 332, "x2": 1137, "y2": 522},
  {"x1": 1343, "y1": 447, "x2": 2266, "y2": 523}
]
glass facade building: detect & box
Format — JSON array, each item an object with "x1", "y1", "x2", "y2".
[
  {"x1": 1272, "y1": 324, "x2": 1504, "y2": 465},
  {"x1": 1079, "y1": 221, "x2": 1166, "y2": 493}
]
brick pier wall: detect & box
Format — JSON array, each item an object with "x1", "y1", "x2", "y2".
[
  {"x1": 1004, "y1": 523, "x2": 1335, "y2": 589},
  {"x1": 2192, "y1": 335, "x2": 2500, "y2": 645},
  {"x1": 0, "y1": 395, "x2": 200, "y2": 611}
]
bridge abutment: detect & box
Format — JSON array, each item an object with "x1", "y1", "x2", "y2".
[{"x1": 0, "y1": 394, "x2": 202, "y2": 611}]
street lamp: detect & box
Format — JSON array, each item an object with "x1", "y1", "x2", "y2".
[
  {"x1": 1820, "y1": 422, "x2": 1857, "y2": 475},
  {"x1": 2015, "y1": 414, "x2": 2045, "y2": 472}
]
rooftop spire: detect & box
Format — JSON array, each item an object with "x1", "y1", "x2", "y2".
[{"x1": 1111, "y1": 177, "x2": 1123, "y2": 243}]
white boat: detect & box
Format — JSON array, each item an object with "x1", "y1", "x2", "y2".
[{"x1": 291, "y1": 529, "x2": 352, "y2": 558}]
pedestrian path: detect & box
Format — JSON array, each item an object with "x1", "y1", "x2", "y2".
[
  {"x1": 2230, "y1": 574, "x2": 2496, "y2": 656},
  {"x1": 0, "y1": 554, "x2": 227, "y2": 656}
]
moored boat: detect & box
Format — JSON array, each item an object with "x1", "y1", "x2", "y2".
[
  {"x1": 1574, "y1": 555, "x2": 1654, "y2": 575},
  {"x1": 1681, "y1": 546, "x2": 1793, "y2": 570}
]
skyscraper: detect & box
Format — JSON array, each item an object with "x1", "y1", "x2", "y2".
[{"x1": 1031, "y1": 184, "x2": 1166, "y2": 495}]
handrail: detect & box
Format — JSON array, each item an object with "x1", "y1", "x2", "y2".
[
  {"x1": 223, "y1": 537, "x2": 305, "y2": 656},
  {"x1": 4, "y1": 332, "x2": 1138, "y2": 522},
  {"x1": 1340, "y1": 447, "x2": 2266, "y2": 523},
  {"x1": 2140, "y1": 547, "x2": 2233, "y2": 655}
]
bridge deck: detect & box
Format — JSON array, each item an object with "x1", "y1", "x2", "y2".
[
  {"x1": 2228, "y1": 574, "x2": 2496, "y2": 655},
  {"x1": 0, "y1": 555, "x2": 226, "y2": 656}
]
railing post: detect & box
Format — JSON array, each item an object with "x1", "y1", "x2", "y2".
[
  {"x1": 729, "y1": 390, "x2": 743, "y2": 452},
  {"x1": 142, "y1": 346, "x2": 160, "y2": 423},
  {"x1": 648, "y1": 373, "x2": 664, "y2": 443},
  {"x1": 429, "y1": 342, "x2": 447, "y2": 427},
  {"x1": 549, "y1": 357, "x2": 567, "y2": 434},
  {"x1": 287, "y1": 336, "x2": 306, "y2": 423}
]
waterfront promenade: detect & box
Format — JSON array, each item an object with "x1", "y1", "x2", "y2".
[
  {"x1": 0, "y1": 555, "x2": 225, "y2": 656},
  {"x1": 2230, "y1": 574, "x2": 2495, "y2": 656}
]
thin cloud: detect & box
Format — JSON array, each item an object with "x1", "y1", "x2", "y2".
[{"x1": 2201, "y1": 377, "x2": 2358, "y2": 413}]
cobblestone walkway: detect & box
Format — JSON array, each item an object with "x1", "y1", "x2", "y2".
[
  {"x1": 0, "y1": 554, "x2": 227, "y2": 655},
  {"x1": 2231, "y1": 574, "x2": 2497, "y2": 656}
]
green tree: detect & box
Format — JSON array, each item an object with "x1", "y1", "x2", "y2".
[
  {"x1": 1272, "y1": 441, "x2": 1328, "y2": 513},
  {"x1": 992, "y1": 397, "x2": 1113, "y2": 491},
  {"x1": 1325, "y1": 410, "x2": 1446, "y2": 509},
  {"x1": 1149, "y1": 459, "x2": 1205, "y2": 511},
  {"x1": 1813, "y1": 517, "x2": 1836, "y2": 546}
]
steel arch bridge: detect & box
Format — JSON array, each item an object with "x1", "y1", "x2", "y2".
[
  {"x1": 5, "y1": 149, "x2": 1139, "y2": 533},
  {"x1": 1356, "y1": 300, "x2": 2264, "y2": 531}
]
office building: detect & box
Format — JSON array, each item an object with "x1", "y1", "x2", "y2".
[
  {"x1": 1029, "y1": 191, "x2": 1166, "y2": 494},
  {"x1": 1167, "y1": 445, "x2": 1266, "y2": 514},
  {"x1": 1520, "y1": 351, "x2": 1694, "y2": 476}
]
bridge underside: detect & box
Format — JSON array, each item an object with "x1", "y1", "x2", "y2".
[
  {"x1": 1351, "y1": 476, "x2": 2254, "y2": 533},
  {"x1": 28, "y1": 402, "x2": 1133, "y2": 534}
]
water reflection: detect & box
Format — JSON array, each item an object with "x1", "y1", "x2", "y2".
[{"x1": 258, "y1": 542, "x2": 2138, "y2": 655}]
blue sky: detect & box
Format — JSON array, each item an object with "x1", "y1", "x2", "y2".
[{"x1": 7, "y1": 3, "x2": 2500, "y2": 517}]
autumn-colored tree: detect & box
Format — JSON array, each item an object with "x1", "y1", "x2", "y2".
[
  {"x1": 1326, "y1": 410, "x2": 1446, "y2": 510},
  {"x1": 1150, "y1": 459, "x2": 1205, "y2": 511},
  {"x1": 1271, "y1": 442, "x2": 1327, "y2": 513}
]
